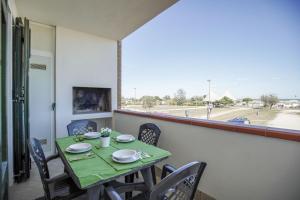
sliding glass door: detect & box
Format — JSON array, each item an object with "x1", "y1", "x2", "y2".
[
  {"x1": 0, "y1": 0, "x2": 8, "y2": 199},
  {"x1": 12, "y1": 17, "x2": 31, "y2": 183}
]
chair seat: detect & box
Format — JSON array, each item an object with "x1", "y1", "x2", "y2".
[
  {"x1": 29, "y1": 138, "x2": 86, "y2": 200},
  {"x1": 129, "y1": 193, "x2": 147, "y2": 200},
  {"x1": 51, "y1": 177, "x2": 85, "y2": 200},
  {"x1": 106, "y1": 162, "x2": 207, "y2": 200}
]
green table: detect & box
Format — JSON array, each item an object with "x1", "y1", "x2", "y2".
[{"x1": 56, "y1": 131, "x2": 171, "y2": 200}]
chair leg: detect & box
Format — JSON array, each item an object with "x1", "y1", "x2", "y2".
[
  {"x1": 125, "y1": 174, "x2": 134, "y2": 199},
  {"x1": 135, "y1": 171, "x2": 139, "y2": 179},
  {"x1": 151, "y1": 166, "x2": 156, "y2": 184}
]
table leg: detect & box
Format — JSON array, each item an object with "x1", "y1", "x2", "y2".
[
  {"x1": 87, "y1": 185, "x2": 102, "y2": 200},
  {"x1": 141, "y1": 167, "x2": 154, "y2": 196},
  {"x1": 125, "y1": 174, "x2": 134, "y2": 199}
]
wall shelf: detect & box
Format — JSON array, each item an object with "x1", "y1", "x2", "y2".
[{"x1": 71, "y1": 112, "x2": 112, "y2": 121}]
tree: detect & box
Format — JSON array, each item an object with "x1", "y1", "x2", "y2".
[
  {"x1": 141, "y1": 96, "x2": 155, "y2": 109},
  {"x1": 215, "y1": 96, "x2": 234, "y2": 106},
  {"x1": 163, "y1": 95, "x2": 171, "y2": 101},
  {"x1": 162, "y1": 95, "x2": 171, "y2": 105},
  {"x1": 242, "y1": 97, "x2": 253, "y2": 106},
  {"x1": 268, "y1": 95, "x2": 279, "y2": 109},
  {"x1": 190, "y1": 96, "x2": 204, "y2": 106},
  {"x1": 174, "y1": 89, "x2": 186, "y2": 105},
  {"x1": 261, "y1": 94, "x2": 279, "y2": 109},
  {"x1": 151, "y1": 96, "x2": 161, "y2": 105}
]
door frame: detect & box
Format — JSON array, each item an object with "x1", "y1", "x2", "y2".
[
  {"x1": 30, "y1": 49, "x2": 56, "y2": 156},
  {"x1": 1, "y1": 0, "x2": 9, "y2": 198}
]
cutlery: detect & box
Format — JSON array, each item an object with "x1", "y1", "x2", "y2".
[
  {"x1": 69, "y1": 152, "x2": 95, "y2": 162},
  {"x1": 142, "y1": 151, "x2": 151, "y2": 158},
  {"x1": 137, "y1": 151, "x2": 151, "y2": 159}
]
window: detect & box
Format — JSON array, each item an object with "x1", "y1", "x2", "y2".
[{"x1": 122, "y1": 0, "x2": 300, "y2": 132}]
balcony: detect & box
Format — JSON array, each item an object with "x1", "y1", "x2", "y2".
[
  {"x1": 2, "y1": 0, "x2": 300, "y2": 200},
  {"x1": 8, "y1": 109, "x2": 300, "y2": 200}
]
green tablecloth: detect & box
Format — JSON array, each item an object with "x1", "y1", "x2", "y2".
[{"x1": 56, "y1": 131, "x2": 171, "y2": 189}]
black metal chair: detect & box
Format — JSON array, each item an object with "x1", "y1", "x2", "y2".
[
  {"x1": 138, "y1": 123, "x2": 161, "y2": 146},
  {"x1": 28, "y1": 138, "x2": 86, "y2": 200},
  {"x1": 125, "y1": 123, "x2": 161, "y2": 198},
  {"x1": 106, "y1": 161, "x2": 207, "y2": 200},
  {"x1": 138, "y1": 123, "x2": 161, "y2": 182},
  {"x1": 67, "y1": 120, "x2": 97, "y2": 136}
]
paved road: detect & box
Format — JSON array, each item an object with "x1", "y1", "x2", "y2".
[
  {"x1": 199, "y1": 107, "x2": 251, "y2": 119},
  {"x1": 268, "y1": 111, "x2": 300, "y2": 130},
  {"x1": 124, "y1": 106, "x2": 206, "y2": 112}
]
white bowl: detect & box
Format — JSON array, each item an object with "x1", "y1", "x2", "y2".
[
  {"x1": 116, "y1": 134, "x2": 135, "y2": 142},
  {"x1": 68, "y1": 143, "x2": 91, "y2": 151},
  {"x1": 112, "y1": 155, "x2": 139, "y2": 163},
  {"x1": 112, "y1": 149, "x2": 137, "y2": 161},
  {"x1": 65, "y1": 146, "x2": 91, "y2": 154}
]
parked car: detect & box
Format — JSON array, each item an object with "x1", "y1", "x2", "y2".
[{"x1": 228, "y1": 117, "x2": 251, "y2": 125}]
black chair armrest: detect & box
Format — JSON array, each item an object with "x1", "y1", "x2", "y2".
[
  {"x1": 46, "y1": 153, "x2": 59, "y2": 162},
  {"x1": 45, "y1": 172, "x2": 69, "y2": 184},
  {"x1": 161, "y1": 164, "x2": 177, "y2": 180},
  {"x1": 105, "y1": 186, "x2": 123, "y2": 200}
]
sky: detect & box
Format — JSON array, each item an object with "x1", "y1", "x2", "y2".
[{"x1": 122, "y1": 0, "x2": 300, "y2": 99}]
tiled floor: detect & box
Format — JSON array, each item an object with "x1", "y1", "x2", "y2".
[
  {"x1": 9, "y1": 159, "x2": 213, "y2": 200},
  {"x1": 9, "y1": 158, "x2": 87, "y2": 200},
  {"x1": 9, "y1": 159, "x2": 136, "y2": 200}
]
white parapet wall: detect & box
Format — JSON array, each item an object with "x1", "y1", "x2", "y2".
[{"x1": 114, "y1": 112, "x2": 300, "y2": 200}]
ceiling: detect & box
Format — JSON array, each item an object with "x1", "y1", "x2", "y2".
[{"x1": 15, "y1": 0, "x2": 178, "y2": 40}]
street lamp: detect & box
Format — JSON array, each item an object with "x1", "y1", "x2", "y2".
[
  {"x1": 207, "y1": 80, "x2": 211, "y2": 103},
  {"x1": 207, "y1": 80, "x2": 212, "y2": 120},
  {"x1": 134, "y1": 88, "x2": 136, "y2": 104}
]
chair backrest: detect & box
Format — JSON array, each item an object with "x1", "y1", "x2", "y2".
[
  {"x1": 67, "y1": 120, "x2": 97, "y2": 136},
  {"x1": 28, "y1": 138, "x2": 51, "y2": 200},
  {"x1": 150, "y1": 161, "x2": 207, "y2": 200},
  {"x1": 138, "y1": 123, "x2": 161, "y2": 146}
]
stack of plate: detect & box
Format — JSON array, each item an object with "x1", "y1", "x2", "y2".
[
  {"x1": 112, "y1": 149, "x2": 139, "y2": 163},
  {"x1": 66, "y1": 143, "x2": 92, "y2": 153},
  {"x1": 115, "y1": 134, "x2": 135, "y2": 143},
  {"x1": 84, "y1": 132, "x2": 101, "y2": 139}
]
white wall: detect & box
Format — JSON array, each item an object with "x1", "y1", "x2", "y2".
[
  {"x1": 30, "y1": 22, "x2": 55, "y2": 53},
  {"x1": 56, "y1": 27, "x2": 117, "y2": 138},
  {"x1": 114, "y1": 112, "x2": 300, "y2": 200},
  {"x1": 8, "y1": 0, "x2": 18, "y2": 17}
]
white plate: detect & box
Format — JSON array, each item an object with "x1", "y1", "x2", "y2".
[
  {"x1": 84, "y1": 132, "x2": 100, "y2": 139},
  {"x1": 65, "y1": 146, "x2": 92, "y2": 154},
  {"x1": 112, "y1": 155, "x2": 139, "y2": 163},
  {"x1": 112, "y1": 149, "x2": 137, "y2": 161},
  {"x1": 116, "y1": 135, "x2": 135, "y2": 143},
  {"x1": 68, "y1": 143, "x2": 92, "y2": 151}
]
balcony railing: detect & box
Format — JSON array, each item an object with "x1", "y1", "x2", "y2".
[
  {"x1": 114, "y1": 109, "x2": 300, "y2": 200},
  {"x1": 115, "y1": 110, "x2": 300, "y2": 142}
]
